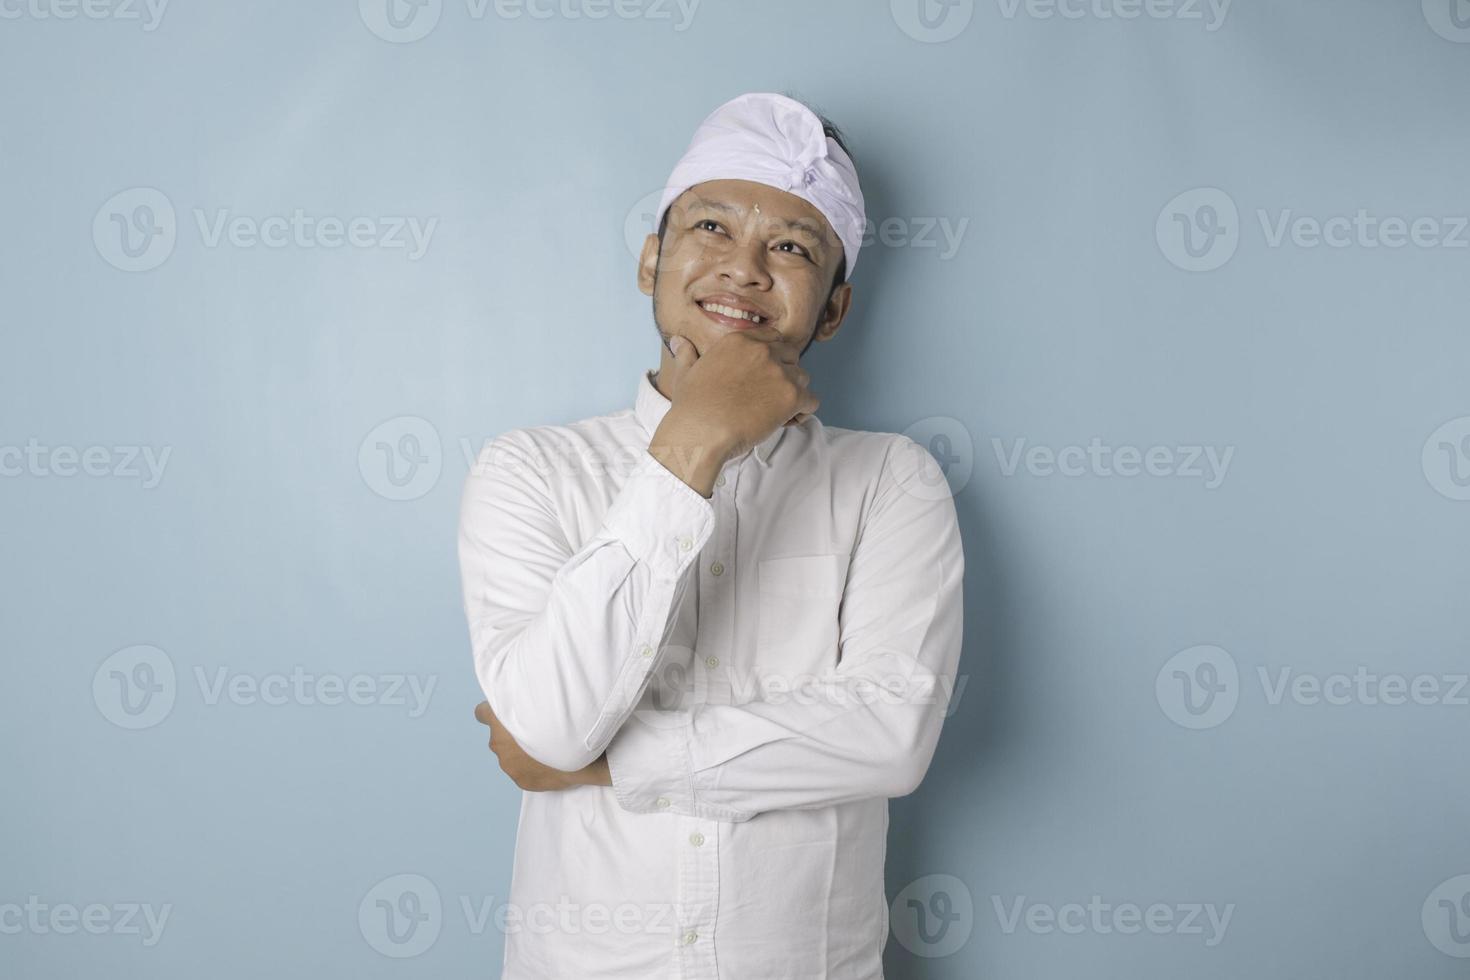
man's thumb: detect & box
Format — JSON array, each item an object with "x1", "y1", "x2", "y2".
[{"x1": 668, "y1": 334, "x2": 698, "y2": 366}]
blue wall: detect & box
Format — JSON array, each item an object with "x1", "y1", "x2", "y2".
[{"x1": 3, "y1": 1, "x2": 1468, "y2": 976}]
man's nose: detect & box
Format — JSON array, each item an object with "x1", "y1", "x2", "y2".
[{"x1": 716, "y1": 232, "x2": 771, "y2": 288}]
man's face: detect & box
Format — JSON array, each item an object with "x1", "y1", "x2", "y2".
[{"x1": 637, "y1": 179, "x2": 852, "y2": 357}]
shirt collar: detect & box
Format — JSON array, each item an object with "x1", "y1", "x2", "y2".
[{"x1": 635, "y1": 369, "x2": 785, "y2": 466}]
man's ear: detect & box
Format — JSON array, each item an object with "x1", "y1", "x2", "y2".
[
  {"x1": 636, "y1": 233, "x2": 659, "y2": 296},
  {"x1": 812, "y1": 280, "x2": 853, "y2": 344}
]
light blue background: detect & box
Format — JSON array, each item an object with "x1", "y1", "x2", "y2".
[{"x1": 3, "y1": 1, "x2": 1469, "y2": 976}]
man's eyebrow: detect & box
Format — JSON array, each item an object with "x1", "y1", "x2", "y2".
[{"x1": 688, "y1": 198, "x2": 827, "y2": 242}]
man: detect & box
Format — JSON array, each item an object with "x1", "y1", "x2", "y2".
[{"x1": 459, "y1": 91, "x2": 964, "y2": 979}]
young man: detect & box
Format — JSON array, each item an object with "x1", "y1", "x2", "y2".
[{"x1": 459, "y1": 92, "x2": 964, "y2": 979}]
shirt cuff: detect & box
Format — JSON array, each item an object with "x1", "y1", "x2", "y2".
[
  {"x1": 602, "y1": 451, "x2": 715, "y2": 580},
  {"x1": 605, "y1": 711, "x2": 752, "y2": 823}
]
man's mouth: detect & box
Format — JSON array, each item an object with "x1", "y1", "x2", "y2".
[{"x1": 696, "y1": 298, "x2": 770, "y2": 328}]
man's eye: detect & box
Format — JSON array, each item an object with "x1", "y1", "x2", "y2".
[
  {"x1": 776, "y1": 241, "x2": 811, "y2": 258},
  {"x1": 695, "y1": 220, "x2": 724, "y2": 234}
]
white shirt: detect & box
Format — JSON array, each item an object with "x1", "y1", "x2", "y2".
[{"x1": 457, "y1": 370, "x2": 964, "y2": 979}]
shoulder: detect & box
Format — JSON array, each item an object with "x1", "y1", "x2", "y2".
[
  {"x1": 800, "y1": 419, "x2": 937, "y2": 477},
  {"x1": 798, "y1": 419, "x2": 957, "y2": 517}
]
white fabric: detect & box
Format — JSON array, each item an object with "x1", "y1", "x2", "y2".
[
  {"x1": 655, "y1": 92, "x2": 867, "y2": 279},
  {"x1": 457, "y1": 371, "x2": 964, "y2": 979}
]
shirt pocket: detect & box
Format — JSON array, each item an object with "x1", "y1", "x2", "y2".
[{"x1": 754, "y1": 553, "x2": 850, "y2": 683}]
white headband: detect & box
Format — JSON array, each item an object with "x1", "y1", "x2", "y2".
[{"x1": 654, "y1": 92, "x2": 866, "y2": 280}]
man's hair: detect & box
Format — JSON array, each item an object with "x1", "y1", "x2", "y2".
[{"x1": 655, "y1": 97, "x2": 854, "y2": 297}]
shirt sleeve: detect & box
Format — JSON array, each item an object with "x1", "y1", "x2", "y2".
[
  {"x1": 603, "y1": 435, "x2": 965, "y2": 822},
  {"x1": 457, "y1": 431, "x2": 715, "y2": 772}
]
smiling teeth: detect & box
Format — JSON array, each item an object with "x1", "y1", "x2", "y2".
[{"x1": 701, "y1": 302, "x2": 764, "y2": 323}]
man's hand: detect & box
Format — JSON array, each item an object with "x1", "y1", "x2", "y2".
[
  {"x1": 474, "y1": 700, "x2": 611, "y2": 791},
  {"x1": 649, "y1": 327, "x2": 818, "y2": 496}
]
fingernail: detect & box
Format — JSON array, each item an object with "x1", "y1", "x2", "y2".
[{"x1": 668, "y1": 336, "x2": 683, "y2": 356}]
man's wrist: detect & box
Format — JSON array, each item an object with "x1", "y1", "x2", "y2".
[{"x1": 648, "y1": 410, "x2": 739, "y2": 498}]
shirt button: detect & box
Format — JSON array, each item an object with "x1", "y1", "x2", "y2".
[
  {"x1": 682, "y1": 930, "x2": 699, "y2": 945},
  {"x1": 710, "y1": 561, "x2": 724, "y2": 576},
  {"x1": 639, "y1": 644, "x2": 654, "y2": 658},
  {"x1": 704, "y1": 656, "x2": 719, "y2": 669},
  {"x1": 656, "y1": 796, "x2": 671, "y2": 809},
  {"x1": 689, "y1": 832, "x2": 705, "y2": 847},
  {"x1": 678, "y1": 536, "x2": 692, "y2": 552}
]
